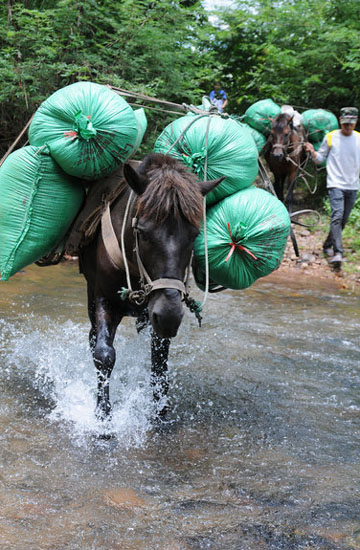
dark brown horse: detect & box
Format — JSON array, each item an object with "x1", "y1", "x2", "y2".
[
  {"x1": 80, "y1": 153, "x2": 222, "y2": 420},
  {"x1": 263, "y1": 113, "x2": 306, "y2": 206}
]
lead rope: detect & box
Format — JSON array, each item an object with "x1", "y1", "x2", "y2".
[
  {"x1": 200, "y1": 115, "x2": 212, "y2": 310},
  {"x1": 121, "y1": 190, "x2": 135, "y2": 291}
]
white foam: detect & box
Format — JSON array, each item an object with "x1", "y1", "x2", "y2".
[{"x1": 3, "y1": 317, "x2": 156, "y2": 447}]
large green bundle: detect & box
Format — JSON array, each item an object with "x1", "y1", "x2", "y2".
[
  {"x1": 193, "y1": 186, "x2": 290, "y2": 290},
  {"x1": 29, "y1": 82, "x2": 138, "y2": 180},
  {"x1": 132, "y1": 108, "x2": 148, "y2": 155},
  {"x1": 154, "y1": 114, "x2": 259, "y2": 206},
  {"x1": 243, "y1": 99, "x2": 281, "y2": 136},
  {"x1": 242, "y1": 123, "x2": 266, "y2": 152},
  {"x1": 230, "y1": 115, "x2": 267, "y2": 152},
  {"x1": 0, "y1": 146, "x2": 84, "y2": 281},
  {"x1": 302, "y1": 109, "x2": 339, "y2": 144}
]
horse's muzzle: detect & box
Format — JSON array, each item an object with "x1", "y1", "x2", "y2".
[
  {"x1": 272, "y1": 149, "x2": 284, "y2": 160},
  {"x1": 148, "y1": 289, "x2": 184, "y2": 338}
]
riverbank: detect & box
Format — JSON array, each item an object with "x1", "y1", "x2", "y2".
[{"x1": 276, "y1": 225, "x2": 360, "y2": 293}]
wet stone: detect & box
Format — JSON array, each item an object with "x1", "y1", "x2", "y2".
[{"x1": 104, "y1": 487, "x2": 146, "y2": 509}]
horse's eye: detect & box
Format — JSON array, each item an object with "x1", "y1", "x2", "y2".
[{"x1": 136, "y1": 225, "x2": 150, "y2": 241}]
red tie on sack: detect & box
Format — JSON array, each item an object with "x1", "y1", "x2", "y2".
[{"x1": 225, "y1": 222, "x2": 258, "y2": 262}]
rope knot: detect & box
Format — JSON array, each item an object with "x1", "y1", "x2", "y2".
[
  {"x1": 118, "y1": 287, "x2": 150, "y2": 306},
  {"x1": 225, "y1": 222, "x2": 258, "y2": 262},
  {"x1": 181, "y1": 146, "x2": 207, "y2": 176},
  {"x1": 183, "y1": 294, "x2": 203, "y2": 327}
]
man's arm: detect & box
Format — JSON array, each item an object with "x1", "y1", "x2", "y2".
[{"x1": 304, "y1": 135, "x2": 329, "y2": 164}]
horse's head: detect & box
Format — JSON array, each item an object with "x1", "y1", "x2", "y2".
[
  {"x1": 123, "y1": 153, "x2": 223, "y2": 338},
  {"x1": 268, "y1": 113, "x2": 294, "y2": 160}
]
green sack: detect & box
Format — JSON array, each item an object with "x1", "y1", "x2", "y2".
[
  {"x1": 229, "y1": 115, "x2": 266, "y2": 153},
  {"x1": 0, "y1": 146, "x2": 84, "y2": 281},
  {"x1": 302, "y1": 109, "x2": 339, "y2": 144},
  {"x1": 154, "y1": 114, "x2": 259, "y2": 206},
  {"x1": 193, "y1": 186, "x2": 290, "y2": 290},
  {"x1": 132, "y1": 108, "x2": 148, "y2": 155},
  {"x1": 29, "y1": 81, "x2": 138, "y2": 180},
  {"x1": 241, "y1": 122, "x2": 267, "y2": 152},
  {"x1": 243, "y1": 99, "x2": 281, "y2": 136}
]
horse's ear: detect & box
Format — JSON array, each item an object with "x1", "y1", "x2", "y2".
[
  {"x1": 123, "y1": 163, "x2": 147, "y2": 195},
  {"x1": 200, "y1": 176, "x2": 225, "y2": 196}
]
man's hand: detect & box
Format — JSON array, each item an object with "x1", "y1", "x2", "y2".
[{"x1": 304, "y1": 142, "x2": 316, "y2": 159}]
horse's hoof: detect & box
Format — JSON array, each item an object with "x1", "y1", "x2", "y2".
[
  {"x1": 98, "y1": 431, "x2": 116, "y2": 441},
  {"x1": 95, "y1": 402, "x2": 112, "y2": 422},
  {"x1": 154, "y1": 405, "x2": 169, "y2": 424}
]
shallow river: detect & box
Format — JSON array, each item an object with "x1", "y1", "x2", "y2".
[{"x1": 0, "y1": 262, "x2": 359, "y2": 550}]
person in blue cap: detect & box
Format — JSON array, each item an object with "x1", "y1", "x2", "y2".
[
  {"x1": 305, "y1": 106, "x2": 359, "y2": 266},
  {"x1": 209, "y1": 82, "x2": 228, "y2": 113}
]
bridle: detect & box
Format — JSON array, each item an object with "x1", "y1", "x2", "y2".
[
  {"x1": 128, "y1": 207, "x2": 189, "y2": 305},
  {"x1": 269, "y1": 124, "x2": 305, "y2": 163},
  {"x1": 101, "y1": 191, "x2": 200, "y2": 321}
]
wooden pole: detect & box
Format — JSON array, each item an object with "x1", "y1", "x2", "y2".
[{"x1": 109, "y1": 85, "x2": 187, "y2": 112}]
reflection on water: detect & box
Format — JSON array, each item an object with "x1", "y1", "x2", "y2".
[{"x1": 0, "y1": 262, "x2": 360, "y2": 549}]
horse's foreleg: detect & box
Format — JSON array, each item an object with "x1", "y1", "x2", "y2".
[
  {"x1": 151, "y1": 331, "x2": 170, "y2": 418},
  {"x1": 286, "y1": 168, "x2": 298, "y2": 214},
  {"x1": 273, "y1": 175, "x2": 285, "y2": 202},
  {"x1": 286, "y1": 169, "x2": 300, "y2": 257},
  {"x1": 87, "y1": 287, "x2": 97, "y2": 357},
  {"x1": 93, "y1": 296, "x2": 121, "y2": 420}
]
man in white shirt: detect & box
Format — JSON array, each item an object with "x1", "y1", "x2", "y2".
[{"x1": 305, "y1": 107, "x2": 359, "y2": 265}]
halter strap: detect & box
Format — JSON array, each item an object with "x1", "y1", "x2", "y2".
[
  {"x1": 101, "y1": 195, "x2": 188, "y2": 300},
  {"x1": 101, "y1": 202, "x2": 124, "y2": 270}
]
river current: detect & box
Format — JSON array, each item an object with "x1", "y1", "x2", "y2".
[{"x1": 0, "y1": 262, "x2": 359, "y2": 550}]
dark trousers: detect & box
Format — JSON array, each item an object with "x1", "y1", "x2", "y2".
[{"x1": 323, "y1": 187, "x2": 358, "y2": 254}]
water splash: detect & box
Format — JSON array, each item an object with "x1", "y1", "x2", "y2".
[{"x1": 1, "y1": 316, "x2": 156, "y2": 447}]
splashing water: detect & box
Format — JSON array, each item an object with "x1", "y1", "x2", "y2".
[{"x1": 1, "y1": 316, "x2": 156, "y2": 447}]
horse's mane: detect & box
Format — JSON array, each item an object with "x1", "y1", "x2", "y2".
[
  {"x1": 136, "y1": 153, "x2": 204, "y2": 228},
  {"x1": 273, "y1": 113, "x2": 293, "y2": 130}
]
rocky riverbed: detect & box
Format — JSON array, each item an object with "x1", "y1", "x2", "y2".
[{"x1": 278, "y1": 226, "x2": 360, "y2": 293}]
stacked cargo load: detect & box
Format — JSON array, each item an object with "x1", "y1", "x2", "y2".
[
  {"x1": 0, "y1": 146, "x2": 84, "y2": 281},
  {"x1": 28, "y1": 81, "x2": 140, "y2": 180},
  {"x1": 302, "y1": 109, "x2": 339, "y2": 144},
  {"x1": 193, "y1": 186, "x2": 290, "y2": 290},
  {"x1": 243, "y1": 99, "x2": 281, "y2": 136},
  {"x1": 154, "y1": 114, "x2": 259, "y2": 206},
  {"x1": 0, "y1": 82, "x2": 148, "y2": 280}
]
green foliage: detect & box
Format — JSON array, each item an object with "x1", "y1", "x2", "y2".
[
  {"x1": 207, "y1": 0, "x2": 360, "y2": 115},
  {"x1": 0, "y1": 0, "x2": 213, "y2": 154}
]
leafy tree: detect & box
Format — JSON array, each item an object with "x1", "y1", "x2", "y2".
[
  {"x1": 208, "y1": 0, "x2": 360, "y2": 115},
  {"x1": 0, "y1": 0, "x2": 214, "y2": 155}
]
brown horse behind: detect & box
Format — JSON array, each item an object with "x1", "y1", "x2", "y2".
[{"x1": 263, "y1": 113, "x2": 306, "y2": 207}]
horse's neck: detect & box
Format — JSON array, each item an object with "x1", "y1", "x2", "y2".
[
  {"x1": 289, "y1": 127, "x2": 305, "y2": 158},
  {"x1": 112, "y1": 187, "x2": 140, "y2": 260},
  {"x1": 294, "y1": 124, "x2": 305, "y2": 141}
]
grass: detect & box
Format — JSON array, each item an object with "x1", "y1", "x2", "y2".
[{"x1": 302, "y1": 195, "x2": 360, "y2": 275}]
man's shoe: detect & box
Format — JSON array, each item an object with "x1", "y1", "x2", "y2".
[
  {"x1": 330, "y1": 253, "x2": 342, "y2": 263},
  {"x1": 323, "y1": 248, "x2": 334, "y2": 257}
]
